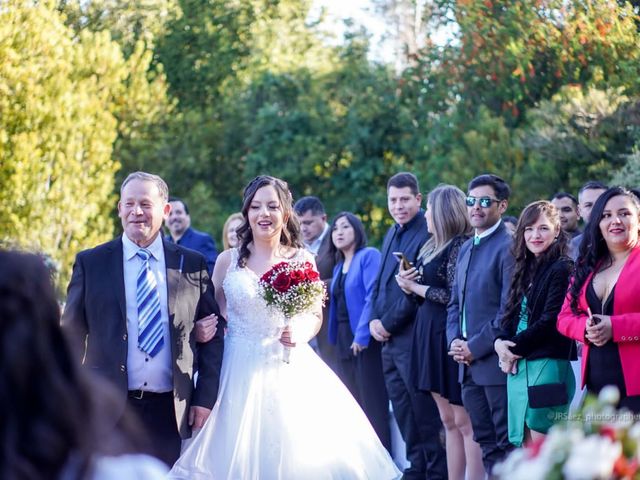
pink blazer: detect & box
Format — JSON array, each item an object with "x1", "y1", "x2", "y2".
[{"x1": 557, "y1": 245, "x2": 640, "y2": 395}]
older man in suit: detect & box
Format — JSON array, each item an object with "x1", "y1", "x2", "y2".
[{"x1": 62, "y1": 171, "x2": 224, "y2": 466}]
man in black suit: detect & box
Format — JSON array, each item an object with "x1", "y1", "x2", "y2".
[
  {"x1": 369, "y1": 172, "x2": 447, "y2": 480},
  {"x1": 294, "y1": 196, "x2": 338, "y2": 371},
  {"x1": 62, "y1": 171, "x2": 224, "y2": 466},
  {"x1": 446, "y1": 173, "x2": 514, "y2": 474}
]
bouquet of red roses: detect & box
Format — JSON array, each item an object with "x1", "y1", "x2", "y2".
[{"x1": 258, "y1": 261, "x2": 326, "y2": 362}]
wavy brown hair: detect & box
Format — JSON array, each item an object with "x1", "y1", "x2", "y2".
[
  {"x1": 236, "y1": 176, "x2": 303, "y2": 267},
  {"x1": 501, "y1": 201, "x2": 569, "y2": 329}
]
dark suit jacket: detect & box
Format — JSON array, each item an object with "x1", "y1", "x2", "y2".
[
  {"x1": 166, "y1": 227, "x2": 218, "y2": 275},
  {"x1": 62, "y1": 237, "x2": 224, "y2": 438},
  {"x1": 446, "y1": 222, "x2": 514, "y2": 385},
  {"x1": 371, "y1": 212, "x2": 429, "y2": 349},
  {"x1": 497, "y1": 256, "x2": 576, "y2": 361}
]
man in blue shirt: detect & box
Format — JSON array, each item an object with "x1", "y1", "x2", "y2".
[{"x1": 165, "y1": 197, "x2": 218, "y2": 275}]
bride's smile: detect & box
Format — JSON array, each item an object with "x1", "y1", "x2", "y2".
[{"x1": 248, "y1": 185, "x2": 284, "y2": 239}]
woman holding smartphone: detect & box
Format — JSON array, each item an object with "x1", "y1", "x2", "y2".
[
  {"x1": 327, "y1": 211, "x2": 391, "y2": 451},
  {"x1": 395, "y1": 185, "x2": 483, "y2": 480},
  {"x1": 557, "y1": 187, "x2": 640, "y2": 412}
]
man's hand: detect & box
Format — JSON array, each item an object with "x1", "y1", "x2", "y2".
[
  {"x1": 194, "y1": 314, "x2": 218, "y2": 343},
  {"x1": 448, "y1": 338, "x2": 473, "y2": 365},
  {"x1": 369, "y1": 319, "x2": 391, "y2": 342},
  {"x1": 188, "y1": 405, "x2": 212, "y2": 429}
]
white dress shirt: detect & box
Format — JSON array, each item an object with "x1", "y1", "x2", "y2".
[
  {"x1": 475, "y1": 218, "x2": 502, "y2": 241},
  {"x1": 122, "y1": 234, "x2": 173, "y2": 392},
  {"x1": 306, "y1": 224, "x2": 330, "y2": 255}
]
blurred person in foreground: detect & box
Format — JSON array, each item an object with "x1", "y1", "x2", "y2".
[
  {"x1": 494, "y1": 201, "x2": 576, "y2": 447},
  {"x1": 395, "y1": 185, "x2": 484, "y2": 480},
  {"x1": 0, "y1": 250, "x2": 167, "y2": 479},
  {"x1": 558, "y1": 187, "x2": 640, "y2": 412}
]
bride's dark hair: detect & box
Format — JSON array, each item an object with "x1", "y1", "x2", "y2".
[{"x1": 236, "y1": 175, "x2": 303, "y2": 267}]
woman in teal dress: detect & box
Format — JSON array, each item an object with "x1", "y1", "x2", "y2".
[{"x1": 494, "y1": 201, "x2": 577, "y2": 446}]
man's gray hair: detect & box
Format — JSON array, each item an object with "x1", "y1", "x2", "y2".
[{"x1": 120, "y1": 172, "x2": 169, "y2": 202}]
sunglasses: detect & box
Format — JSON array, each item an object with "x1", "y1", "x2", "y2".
[{"x1": 465, "y1": 196, "x2": 501, "y2": 208}]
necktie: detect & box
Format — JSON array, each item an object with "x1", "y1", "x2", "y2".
[{"x1": 136, "y1": 249, "x2": 164, "y2": 357}]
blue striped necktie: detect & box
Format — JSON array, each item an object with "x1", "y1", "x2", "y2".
[{"x1": 136, "y1": 248, "x2": 164, "y2": 357}]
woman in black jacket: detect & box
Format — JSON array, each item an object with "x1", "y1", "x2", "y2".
[{"x1": 494, "y1": 201, "x2": 576, "y2": 447}]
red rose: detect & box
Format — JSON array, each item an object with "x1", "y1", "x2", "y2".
[
  {"x1": 289, "y1": 269, "x2": 305, "y2": 285},
  {"x1": 272, "y1": 272, "x2": 292, "y2": 293},
  {"x1": 305, "y1": 268, "x2": 320, "y2": 282}
]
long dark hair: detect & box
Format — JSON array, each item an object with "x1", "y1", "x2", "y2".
[
  {"x1": 236, "y1": 175, "x2": 303, "y2": 267},
  {"x1": 570, "y1": 187, "x2": 640, "y2": 314},
  {"x1": 327, "y1": 212, "x2": 368, "y2": 263},
  {"x1": 0, "y1": 251, "x2": 145, "y2": 479},
  {"x1": 502, "y1": 201, "x2": 568, "y2": 328}
]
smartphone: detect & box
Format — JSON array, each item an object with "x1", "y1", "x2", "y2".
[{"x1": 392, "y1": 252, "x2": 412, "y2": 270}]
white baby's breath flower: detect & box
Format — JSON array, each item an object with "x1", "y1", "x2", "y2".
[
  {"x1": 562, "y1": 434, "x2": 621, "y2": 480},
  {"x1": 598, "y1": 385, "x2": 620, "y2": 406}
]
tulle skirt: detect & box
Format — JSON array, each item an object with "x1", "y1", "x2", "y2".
[{"x1": 168, "y1": 335, "x2": 401, "y2": 480}]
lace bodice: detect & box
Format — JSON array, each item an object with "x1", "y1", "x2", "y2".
[{"x1": 222, "y1": 248, "x2": 303, "y2": 342}]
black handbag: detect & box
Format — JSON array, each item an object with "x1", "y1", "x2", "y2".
[{"x1": 527, "y1": 382, "x2": 568, "y2": 409}]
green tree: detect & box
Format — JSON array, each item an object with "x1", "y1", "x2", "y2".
[{"x1": 0, "y1": 1, "x2": 138, "y2": 286}]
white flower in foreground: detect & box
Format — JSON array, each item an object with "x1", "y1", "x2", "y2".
[
  {"x1": 562, "y1": 434, "x2": 621, "y2": 480},
  {"x1": 598, "y1": 385, "x2": 620, "y2": 406}
]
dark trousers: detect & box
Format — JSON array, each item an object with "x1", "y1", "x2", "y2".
[
  {"x1": 461, "y1": 373, "x2": 512, "y2": 474},
  {"x1": 335, "y1": 339, "x2": 392, "y2": 452},
  {"x1": 382, "y1": 341, "x2": 447, "y2": 480},
  {"x1": 127, "y1": 392, "x2": 181, "y2": 467}
]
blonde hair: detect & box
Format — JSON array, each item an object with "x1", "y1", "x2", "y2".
[
  {"x1": 419, "y1": 184, "x2": 472, "y2": 264},
  {"x1": 222, "y1": 212, "x2": 244, "y2": 250}
]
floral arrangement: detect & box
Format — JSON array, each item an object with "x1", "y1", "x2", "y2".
[
  {"x1": 258, "y1": 261, "x2": 326, "y2": 362},
  {"x1": 494, "y1": 387, "x2": 640, "y2": 480}
]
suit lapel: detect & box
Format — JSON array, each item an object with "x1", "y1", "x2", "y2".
[
  {"x1": 163, "y1": 239, "x2": 182, "y2": 325},
  {"x1": 107, "y1": 238, "x2": 127, "y2": 323}
]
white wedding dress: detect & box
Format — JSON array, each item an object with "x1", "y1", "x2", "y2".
[{"x1": 168, "y1": 249, "x2": 401, "y2": 480}]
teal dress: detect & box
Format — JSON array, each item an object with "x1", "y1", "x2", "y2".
[{"x1": 506, "y1": 296, "x2": 575, "y2": 446}]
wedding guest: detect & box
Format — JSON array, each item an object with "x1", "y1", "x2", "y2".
[
  {"x1": 294, "y1": 196, "x2": 338, "y2": 371},
  {"x1": 494, "y1": 201, "x2": 576, "y2": 447},
  {"x1": 395, "y1": 185, "x2": 484, "y2": 480},
  {"x1": 0, "y1": 250, "x2": 167, "y2": 479},
  {"x1": 222, "y1": 212, "x2": 243, "y2": 250},
  {"x1": 446, "y1": 173, "x2": 515, "y2": 475},
  {"x1": 551, "y1": 192, "x2": 581, "y2": 239},
  {"x1": 558, "y1": 187, "x2": 640, "y2": 412},
  {"x1": 165, "y1": 197, "x2": 218, "y2": 275},
  {"x1": 327, "y1": 212, "x2": 391, "y2": 451},
  {"x1": 369, "y1": 172, "x2": 446, "y2": 480},
  {"x1": 503, "y1": 216, "x2": 518, "y2": 235},
  {"x1": 570, "y1": 181, "x2": 608, "y2": 260}
]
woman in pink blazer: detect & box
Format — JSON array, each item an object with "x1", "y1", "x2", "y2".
[{"x1": 557, "y1": 186, "x2": 640, "y2": 411}]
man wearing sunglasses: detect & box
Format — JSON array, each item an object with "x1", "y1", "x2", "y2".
[{"x1": 446, "y1": 173, "x2": 515, "y2": 475}]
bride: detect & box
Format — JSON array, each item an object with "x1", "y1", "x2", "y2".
[{"x1": 168, "y1": 176, "x2": 400, "y2": 479}]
